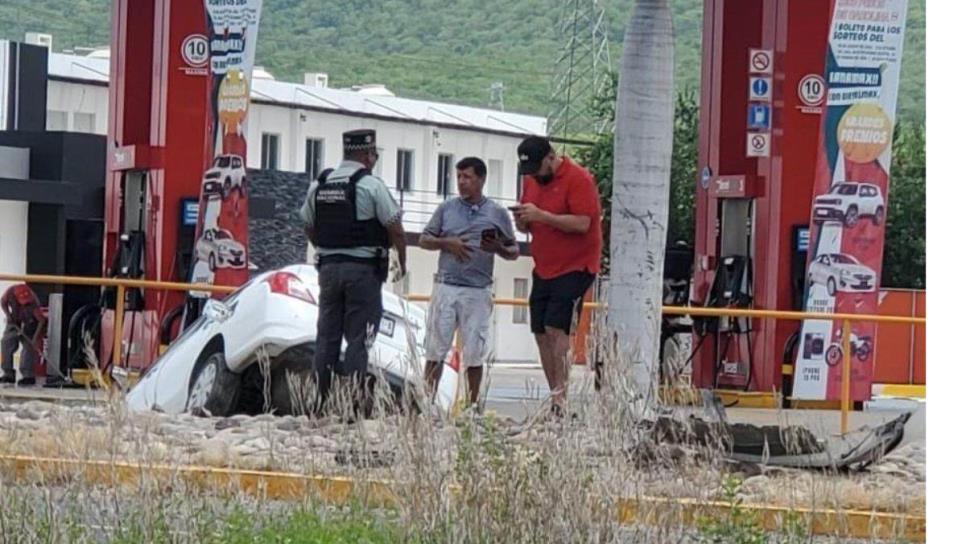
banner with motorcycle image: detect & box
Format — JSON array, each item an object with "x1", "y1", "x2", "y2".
[
  {"x1": 792, "y1": 0, "x2": 908, "y2": 401},
  {"x1": 188, "y1": 0, "x2": 263, "y2": 292}
]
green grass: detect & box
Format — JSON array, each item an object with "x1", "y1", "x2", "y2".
[{"x1": 100, "y1": 505, "x2": 405, "y2": 544}]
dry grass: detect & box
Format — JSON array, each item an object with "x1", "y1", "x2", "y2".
[{"x1": 0, "y1": 314, "x2": 925, "y2": 542}]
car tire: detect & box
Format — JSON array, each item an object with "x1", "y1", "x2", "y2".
[
  {"x1": 270, "y1": 345, "x2": 317, "y2": 416},
  {"x1": 186, "y1": 351, "x2": 241, "y2": 416},
  {"x1": 223, "y1": 178, "x2": 232, "y2": 198},
  {"x1": 208, "y1": 253, "x2": 216, "y2": 271},
  {"x1": 827, "y1": 277, "x2": 837, "y2": 296},
  {"x1": 845, "y1": 206, "x2": 859, "y2": 228},
  {"x1": 873, "y1": 206, "x2": 884, "y2": 226}
]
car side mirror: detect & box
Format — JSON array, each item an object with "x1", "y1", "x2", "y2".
[{"x1": 203, "y1": 299, "x2": 232, "y2": 323}]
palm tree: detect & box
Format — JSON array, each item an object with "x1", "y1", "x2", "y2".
[{"x1": 607, "y1": 0, "x2": 675, "y2": 405}]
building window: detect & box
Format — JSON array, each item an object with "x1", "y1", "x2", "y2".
[
  {"x1": 46, "y1": 110, "x2": 68, "y2": 131},
  {"x1": 73, "y1": 112, "x2": 95, "y2": 133},
  {"x1": 305, "y1": 138, "x2": 324, "y2": 180},
  {"x1": 374, "y1": 147, "x2": 385, "y2": 177},
  {"x1": 513, "y1": 278, "x2": 529, "y2": 324},
  {"x1": 436, "y1": 153, "x2": 453, "y2": 196},
  {"x1": 261, "y1": 133, "x2": 280, "y2": 170},
  {"x1": 396, "y1": 149, "x2": 413, "y2": 191},
  {"x1": 487, "y1": 159, "x2": 503, "y2": 198}
]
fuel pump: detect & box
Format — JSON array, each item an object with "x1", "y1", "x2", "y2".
[
  {"x1": 97, "y1": 170, "x2": 149, "y2": 372},
  {"x1": 706, "y1": 198, "x2": 755, "y2": 390}
]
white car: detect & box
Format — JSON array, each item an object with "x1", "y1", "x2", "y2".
[
  {"x1": 807, "y1": 253, "x2": 877, "y2": 295},
  {"x1": 126, "y1": 264, "x2": 458, "y2": 415},
  {"x1": 812, "y1": 182, "x2": 885, "y2": 228},
  {"x1": 204, "y1": 154, "x2": 246, "y2": 198},
  {"x1": 196, "y1": 228, "x2": 247, "y2": 270}
]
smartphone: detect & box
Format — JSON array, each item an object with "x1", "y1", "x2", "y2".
[
  {"x1": 481, "y1": 228, "x2": 498, "y2": 242},
  {"x1": 508, "y1": 205, "x2": 522, "y2": 212}
]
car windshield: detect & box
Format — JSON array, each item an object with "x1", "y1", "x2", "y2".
[
  {"x1": 215, "y1": 231, "x2": 233, "y2": 240},
  {"x1": 831, "y1": 254, "x2": 859, "y2": 265},
  {"x1": 832, "y1": 184, "x2": 858, "y2": 195},
  {"x1": 215, "y1": 156, "x2": 231, "y2": 168}
]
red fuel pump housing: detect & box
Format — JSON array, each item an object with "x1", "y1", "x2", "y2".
[
  {"x1": 692, "y1": 0, "x2": 834, "y2": 392},
  {"x1": 101, "y1": 0, "x2": 214, "y2": 371}
]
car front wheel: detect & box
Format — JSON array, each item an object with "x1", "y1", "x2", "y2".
[
  {"x1": 827, "y1": 277, "x2": 837, "y2": 296},
  {"x1": 844, "y1": 206, "x2": 859, "y2": 228},
  {"x1": 187, "y1": 351, "x2": 240, "y2": 416}
]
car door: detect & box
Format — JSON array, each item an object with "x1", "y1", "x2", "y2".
[
  {"x1": 814, "y1": 255, "x2": 832, "y2": 283},
  {"x1": 859, "y1": 185, "x2": 875, "y2": 214}
]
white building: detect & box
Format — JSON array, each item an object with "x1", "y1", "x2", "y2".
[{"x1": 44, "y1": 50, "x2": 546, "y2": 363}]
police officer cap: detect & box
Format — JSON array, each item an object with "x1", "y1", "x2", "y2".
[{"x1": 343, "y1": 129, "x2": 377, "y2": 152}]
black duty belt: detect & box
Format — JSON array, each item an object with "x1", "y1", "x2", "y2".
[{"x1": 316, "y1": 255, "x2": 384, "y2": 266}]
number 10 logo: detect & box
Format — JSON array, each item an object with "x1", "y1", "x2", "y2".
[
  {"x1": 798, "y1": 74, "x2": 827, "y2": 107},
  {"x1": 181, "y1": 34, "x2": 209, "y2": 68}
]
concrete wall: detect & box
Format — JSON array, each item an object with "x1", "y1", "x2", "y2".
[
  {"x1": 0, "y1": 145, "x2": 30, "y2": 333},
  {"x1": 46, "y1": 81, "x2": 108, "y2": 134},
  {"x1": 246, "y1": 103, "x2": 523, "y2": 203}
]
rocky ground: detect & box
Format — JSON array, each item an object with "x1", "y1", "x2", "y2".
[{"x1": 0, "y1": 399, "x2": 925, "y2": 519}]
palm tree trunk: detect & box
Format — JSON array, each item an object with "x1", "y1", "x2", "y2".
[{"x1": 607, "y1": 0, "x2": 675, "y2": 404}]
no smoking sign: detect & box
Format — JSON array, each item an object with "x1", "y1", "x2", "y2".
[
  {"x1": 749, "y1": 49, "x2": 773, "y2": 74},
  {"x1": 746, "y1": 132, "x2": 771, "y2": 157}
]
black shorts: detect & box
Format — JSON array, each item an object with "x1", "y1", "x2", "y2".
[{"x1": 529, "y1": 271, "x2": 596, "y2": 335}]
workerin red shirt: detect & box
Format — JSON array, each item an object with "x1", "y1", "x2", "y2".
[
  {"x1": 1, "y1": 284, "x2": 43, "y2": 325},
  {"x1": 521, "y1": 157, "x2": 602, "y2": 280}
]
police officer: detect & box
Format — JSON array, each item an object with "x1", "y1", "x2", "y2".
[{"x1": 299, "y1": 129, "x2": 407, "y2": 410}]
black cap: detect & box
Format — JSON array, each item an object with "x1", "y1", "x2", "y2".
[
  {"x1": 343, "y1": 129, "x2": 376, "y2": 152},
  {"x1": 517, "y1": 136, "x2": 552, "y2": 175}
]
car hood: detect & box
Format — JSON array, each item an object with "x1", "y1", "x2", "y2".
[{"x1": 216, "y1": 240, "x2": 245, "y2": 253}]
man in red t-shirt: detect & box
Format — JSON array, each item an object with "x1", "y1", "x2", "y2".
[
  {"x1": 1, "y1": 283, "x2": 46, "y2": 386},
  {"x1": 511, "y1": 136, "x2": 602, "y2": 416}
]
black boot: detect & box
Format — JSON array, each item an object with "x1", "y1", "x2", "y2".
[{"x1": 0, "y1": 374, "x2": 15, "y2": 384}]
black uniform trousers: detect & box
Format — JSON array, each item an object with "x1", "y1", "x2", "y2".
[{"x1": 314, "y1": 259, "x2": 384, "y2": 406}]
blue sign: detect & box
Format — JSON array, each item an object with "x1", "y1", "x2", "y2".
[
  {"x1": 752, "y1": 78, "x2": 769, "y2": 96},
  {"x1": 182, "y1": 199, "x2": 199, "y2": 226},
  {"x1": 796, "y1": 227, "x2": 810, "y2": 252},
  {"x1": 700, "y1": 166, "x2": 713, "y2": 189},
  {"x1": 748, "y1": 104, "x2": 771, "y2": 130},
  {"x1": 749, "y1": 76, "x2": 772, "y2": 101}
]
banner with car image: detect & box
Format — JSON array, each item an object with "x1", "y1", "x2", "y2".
[
  {"x1": 188, "y1": 0, "x2": 263, "y2": 292},
  {"x1": 792, "y1": 0, "x2": 908, "y2": 400}
]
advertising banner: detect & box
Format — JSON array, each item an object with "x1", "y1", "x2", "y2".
[
  {"x1": 793, "y1": 0, "x2": 908, "y2": 400},
  {"x1": 189, "y1": 0, "x2": 263, "y2": 292}
]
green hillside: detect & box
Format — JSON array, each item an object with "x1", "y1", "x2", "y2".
[{"x1": 0, "y1": 0, "x2": 925, "y2": 122}]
